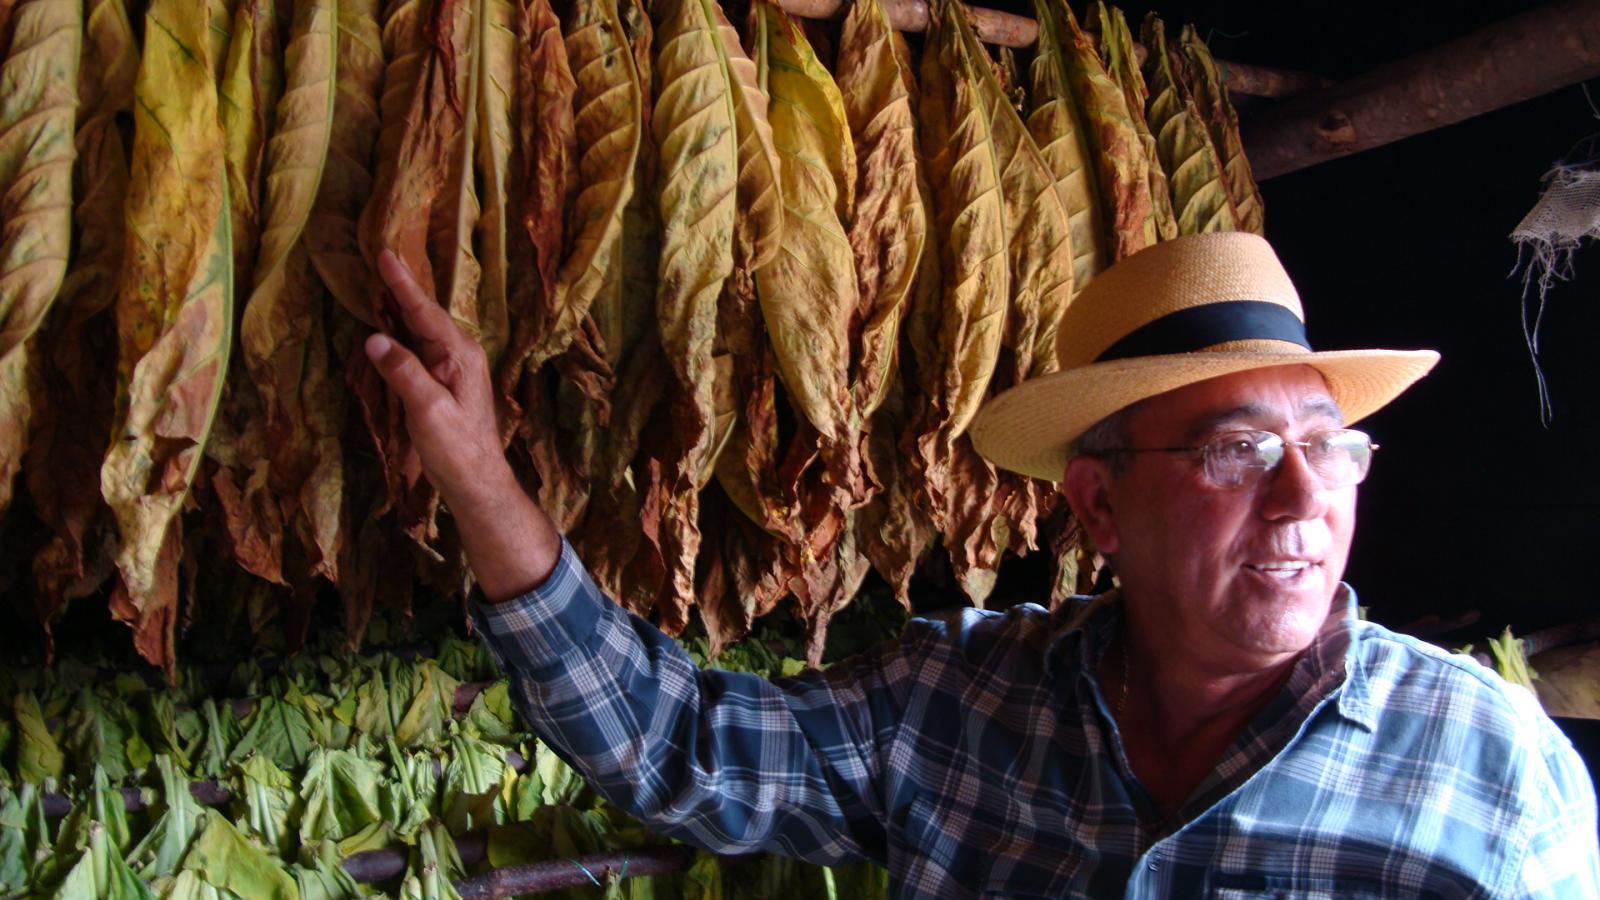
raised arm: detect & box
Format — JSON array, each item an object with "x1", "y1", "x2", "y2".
[{"x1": 363, "y1": 250, "x2": 559, "y2": 601}]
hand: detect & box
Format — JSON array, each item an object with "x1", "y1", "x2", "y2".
[
  {"x1": 365, "y1": 250, "x2": 560, "y2": 599},
  {"x1": 364, "y1": 250, "x2": 509, "y2": 509}
]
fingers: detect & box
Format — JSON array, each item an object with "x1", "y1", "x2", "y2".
[
  {"x1": 366, "y1": 332, "x2": 451, "y2": 414},
  {"x1": 377, "y1": 249, "x2": 465, "y2": 349}
]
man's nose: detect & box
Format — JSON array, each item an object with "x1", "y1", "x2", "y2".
[{"x1": 1260, "y1": 443, "x2": 1327, "y2": 520}]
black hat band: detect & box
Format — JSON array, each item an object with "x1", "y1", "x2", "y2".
[{"x1": 1094, "y1": 300, "x2": 1311, "y2": 363}]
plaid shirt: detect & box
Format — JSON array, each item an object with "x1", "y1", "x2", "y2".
[{"x1": 472, "y1": 539, "x2": 1599, "y2": 898}]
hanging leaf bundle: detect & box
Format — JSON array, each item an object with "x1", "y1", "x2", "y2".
[{"x1": 0, "y1": 0, "x2": 1267, "y2": 674}]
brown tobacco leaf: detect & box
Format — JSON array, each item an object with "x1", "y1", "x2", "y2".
[
  {"x1": 911, "y1": 0, "x2": 1011, "y2": 529},
  {"x1": 1140, "y1": 14, "x2": 1237, "y2": 236},
  {"x1": 0, "y1": 0, "x2": 79, "y2": 516},
  {"x1": 358, "y1": 0, "x2": 482, "y2": 547},
  {"x1": 242, "y1": 0, "x2": 343, "y2": 584},
  {"x1": 837, "y1": 0, "x2": 925, "y2": 422},
  {"x1": 857, "y1": 376, "x2": 934, "y2": 609},
  {"x1": 497, "y1": 0, "x2": 574, "y2": 441},
  {"x1": 102, "y1": 0, "x2": 233, "y2": 677},
  {"x1": 1026, "y1": 0, "x2": 1108, "y2": 294},
  {"x1": 306, "y1": 0, "x2": 386, "y2": 327},
  {"x1": 499, "y1": 0, "x2": 641, "y2": 409},
  {"x1": 1177, "y1": 24, "x2": 1263, "y2": 235},
  {"x1": 650, "y1": 0, "x2": 780, "y2": 632},
  {"x1": 1092, "y1": 2, "x2": 1177, "y2": 243},
  {"x1": 26, "y1": 0, "x2": 137, "y2": 648},
  {"x1": 218, "y1": 0, "x2": 284, "y2": 293}
]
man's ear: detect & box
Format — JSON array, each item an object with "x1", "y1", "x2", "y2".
[{"x1": 1063, "y1": 456, "x2": 1120, "y2": 555}]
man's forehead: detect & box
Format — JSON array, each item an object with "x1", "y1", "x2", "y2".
[{"x1": 1131, "y1": 366, "x2": 1345, "y2": 439}]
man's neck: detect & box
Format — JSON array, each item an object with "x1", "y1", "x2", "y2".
[{"x1": 1105, "y1": 617, "x2": 1305, "y2": 818}]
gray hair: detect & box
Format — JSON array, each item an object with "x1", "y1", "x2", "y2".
[{"x1": 1069, "y1": 402, "x2": 1142, "y2": 477}]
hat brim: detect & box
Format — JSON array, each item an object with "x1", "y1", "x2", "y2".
[{"x1": 969, "y1": 349, "x2": 1442, "y2": 482}]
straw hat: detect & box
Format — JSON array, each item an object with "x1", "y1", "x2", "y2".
[{"x1": 969, "y1": 232, "x2": 1441, "y2": 482}]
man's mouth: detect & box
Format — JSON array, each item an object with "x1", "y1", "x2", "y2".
[{"x1": 1245, "y1": 560, "x2": 1315, "y2": 579}]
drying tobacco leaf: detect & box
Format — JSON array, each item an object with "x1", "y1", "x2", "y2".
[
  {"x1": 1092, "y1": 1, "x2": 1177, "y2": 242},
  {"x1": 241, "y1": 0, "x2": 344, "y2": 584},
  {"x1": 836, "y1": 0, "x2": 925, "y2": 421},
  {"x1": 475, "y1": 0, "x2": 517, "y2": 371},
  {"x1": 857, "y1": 377, "x2": 934, "y2": 608},
  {"x1": 0, "y1": 0, "x2": 79, "y2": 516},
  {"x1": 1033, "y1": 0, "x2": 1151, "y2": 261},
  {"x1": 1177, "y1": 24, "x2": 1263, "y2": 234},
  {"x1": 24, "y1": 0, "x2": 132, "y2": 645},
  {"x1": 306, "y1": 0, "x2": 386, "y2": 326},
  {"x1": 911, "y1": 0, "x2": 1010, "y2": 528},
  {"x1": 218, "y1": 0, "x2": 283, "y2": 293},
  {"x1": 752, "y1": 0, "x2": 861, "y2": 509},
  {"x1": 102, "y1": 0, "x2": 232, "y2": 677},
  {"x1": 651, "y1": 0, "x2": 780, "y2": 631},
  {"x1": 359, "y1": 0, "x2": 482, "y2": 547},
  {"x1": 500, "y1": 0, "x2": 641, "y2": 385},
  {"x1": 1140, "y1": 14, "x2": 1237, "y2": 235},
  {"x1": 1026, "y1": 0, "x2": 1107, "y2": 294}
]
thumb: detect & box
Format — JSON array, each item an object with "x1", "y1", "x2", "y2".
[{"x1": 366, "y1": 333, "x2": 451, "y2": 412}]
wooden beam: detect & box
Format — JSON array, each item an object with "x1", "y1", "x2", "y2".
[
  {"x1": 774, "y1": 0, "x2": 1322, "y2": 99},
  {"x1": 1243, "y1": 0, "x2": 1600, "y2": 180}
]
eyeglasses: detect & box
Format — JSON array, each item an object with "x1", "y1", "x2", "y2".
[{"x1": 1096, "y1": 428, "x2": 1379, "y2": 489}]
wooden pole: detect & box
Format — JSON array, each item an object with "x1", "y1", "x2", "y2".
[
  {"x1": 1243, "y1": 0, "x2": 1600, "y2": 180},
  {"x1": 773, "y1": 0, "x2": 1322, "y2": 99}
]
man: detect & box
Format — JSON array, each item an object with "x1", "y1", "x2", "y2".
[{"x1": 365, "y1": 232, "x2": 1599, "y2": 897}]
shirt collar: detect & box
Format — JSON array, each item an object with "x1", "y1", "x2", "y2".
[{"x1": 1043, "y1": 583, "x2": 1377, "y2": 731}]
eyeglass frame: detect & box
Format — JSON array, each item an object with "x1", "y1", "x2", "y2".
[{"x1": 1084, "y1": 428, "x2": 1380, "y2": 489}]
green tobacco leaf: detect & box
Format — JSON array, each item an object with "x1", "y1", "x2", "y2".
[
  {"x1": 297, "y1": 747, "x2": 383, "y2": 846},
  {"x1": 379, "y1": 739, "x2": 436, "y2": 841},
  {"x1": 682, "y1": 850, "x2": 724, "y2": 900},
  {"x1": 536, "y1": 739, "x2": 587, "y2": 807},
  {"x1": 394, "y1": 661, "x2": 460, "y2": 749},
  {"x1": 15, "y1": 692, "x2": 63, "y2": 783},
  {"x1": 180, "y1": 814, "x2": 298, "y2": 900},
  {"x1": 229, "y1": 695, "x2": 315, "y2": 770},
  {"x1": 238, "y1": 753, "x2": 298, "y2": 858},
  {"x1": 0, "y1": 783, "x2": 47, "y2": 892},
  {"x1": 291, "y1": 839, "x2": 363, "y2": 900},
  {"x1": 63, "y1": 689, "x2": 140, "y2": 783},
  {"x1": 462, "y1": 681, "x2": 515, "y2": 741},
  {"x1": 49, "y1": 820, "x2": 157, "y2": 900},
  {"x1": 192, "y1": 699, "x2": 241, "y2": 779},
  {"x1": 443, "y1": 732, "x2": 509, "y2": 833},
  {"x1": 127, "y1": 756, "x2": 208, "y2": 881}
]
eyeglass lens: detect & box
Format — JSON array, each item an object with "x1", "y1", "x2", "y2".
[{"x1": 1204, "y1": 430, "x2": 1372, "y2": 488}]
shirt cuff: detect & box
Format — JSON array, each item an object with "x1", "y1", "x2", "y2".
[{"x1": 469, "y1": 536, "x2": 607, "y2": 672}]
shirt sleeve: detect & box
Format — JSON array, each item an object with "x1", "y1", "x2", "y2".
[
  {"x1": 469, "y1": 537, "x2": 931, "y2": 867},
  {"x1": 1503, "y1": 719, "x2": 1600, "y2": 898}
]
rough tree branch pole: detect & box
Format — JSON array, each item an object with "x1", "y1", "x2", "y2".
[
  {"x1": 775, "y1": 0, "x2": 1326, "y2": 98},
  {"x1": 1243, "y1": 0, "x2": 1600, "y2": 179}
]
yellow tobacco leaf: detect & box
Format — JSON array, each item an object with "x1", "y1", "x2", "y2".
[
  {"x1": 1141, "y1": 14, "x2": 1237, "y2": 235},
  {"x1": 307, "y1": 0, "x2": 385, "y2": 326},
  {"x1": 752, "y1": 0, "x2": 857, "y2": 447},
  {"x1": 1027, "y1": 0, "x2": 1107, "y2": 293},
  {"x1": 836, "y1": 0, "x2": 924, "y2": 420},
  {"x1": 1093, "y1": 1, "x2": 1176, "y2": 242},
  {"x1": 1178, "y1": 24, "x2": 1263, "y2": 234},
  {"x1": 241, "y1": 0, "x2": 343, "y2": 582},
  {"x1": 25, "y1": 0, "x2": 136, "y2": 639},
  {"x1": 218, "y1": 0, "x2": 283, "y2": 292},
  {"x1": 207, "y1": 0, "x2": 232, "y2": 84},
  {"x1": 102, "y1": 0, "x2": 232, "y2": 673},
  {"x1": 651, "y1": 0, "x2": 782, "y2": 631},
  {"x1": 475, "y1": 0, "x2": 517, "y2": 369},
  {"x1": 501, "y1": 0, "x2": 640, "y2": 377},
  {"x1": 0, "y1": 0, "x2": 79, "y2": 515},
  {"x1": 1036, "y1": 0, "x2": 1151, "y2": 261}
]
